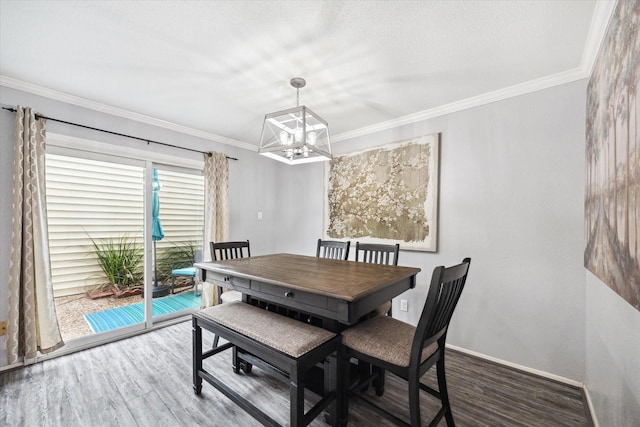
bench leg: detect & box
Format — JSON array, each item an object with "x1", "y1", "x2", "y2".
[
  {"x1": 290, "y1": 368, "x2": 305, "y2": 427},
  {"x1": 192, "y1": 318, "x2": 203, "y2": 395},
  {"x1": 336, "y1": 348, "x2": 349, "y2": 427}
]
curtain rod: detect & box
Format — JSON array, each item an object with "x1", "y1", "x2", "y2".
[{"x1": 2, "y1": 106, "x2": 238, "y2": 161}]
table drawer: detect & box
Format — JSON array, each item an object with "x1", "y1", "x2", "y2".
[
  {"x1": 206, "y1": 272, "x2": 250, "y2": 289},
  {"x1": 257, "y1": 282, "x2": 328, "y2": 309}
]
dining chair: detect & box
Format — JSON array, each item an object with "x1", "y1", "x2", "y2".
[
  {"x1": 355, "y1": 242, "x2": 400, "y2": 316},
  {"x1": 210, "y1": 240, "x2": 251, "y2": 349},
  {"x1": 316, "y1": 238, "x2": 351, "y2": 260},
  {"x1": 341, "y1": 258, "x2": 471, "y2": 427},
  {"x1": 355, "y1": 242, "x2": 400, "y2": 266},
  {"x1": 169, "y1": 248, "x2": 203, "y2": 294},
  {"x1": 210, "y1": 240, "x2": 251, "y2": 304}
]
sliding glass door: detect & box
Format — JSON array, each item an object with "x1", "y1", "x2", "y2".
[
  {"x1": 46, "y1": 152, "x2": 146, "y2": 342},
  {"x1": 147, "y1": 165, "x2": 204, "y2": 323},
  {"x1": 45, "y1": 140, "x2": 204, "y2": 350}
]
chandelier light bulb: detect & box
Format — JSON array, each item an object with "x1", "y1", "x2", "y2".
[
  {"x1": 307, "y1": 131, "x2": 316, "y2": 145},
  {"x1": 279, "y1": 130, "x2": 288, "y2": 145}
]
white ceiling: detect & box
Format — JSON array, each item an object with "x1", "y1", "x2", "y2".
[{"x1": 0, "y1": 1, "x2": 614, "y2": 150}]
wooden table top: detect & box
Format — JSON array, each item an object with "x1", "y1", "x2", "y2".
[{"x1": 195, "y1": 253, "x2": 420, "y2": 302}]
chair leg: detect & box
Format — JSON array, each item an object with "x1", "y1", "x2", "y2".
[
  {"x1": 171, "y1": 275, "x2": 176, "y2": 294},
  {"x1": 357, "y1": 361, "x2": 371, "y2": 392},
  {"x1": 212, "y1": 334, "x2": 220, "y2": 349},
  {"x1": 372, "y1": 366, "x2": 386, "y2": 396},
  {"x1": 192, "y1": 318, "x2": 203, "y2": 395},
  {"x1": 408, "y1": 374, "x2": 421, "y2": 427},
  {"x1": 437, "y1": 356, "x2": 455, "y2": 426}
]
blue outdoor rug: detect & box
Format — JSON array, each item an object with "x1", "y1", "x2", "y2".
[{"x1": 84, "y1": 291, "x2": 201, "y2": 333}]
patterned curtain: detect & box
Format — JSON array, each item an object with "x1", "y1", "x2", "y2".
[
  {"x1": 200, "y1": 152, "x2": 229, "y2": 307},
  {"x1": 7, "y1": 106, "x2": 64, "y2": 364}
]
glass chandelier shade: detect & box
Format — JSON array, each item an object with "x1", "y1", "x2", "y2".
[{"x1": 258, "y1": 79, "x2": 332, "y2": 165}]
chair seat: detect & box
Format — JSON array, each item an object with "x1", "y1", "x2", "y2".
[
  {"x1": 172, "y1": 266, "x2": 196, "y2": 276},
  {"x1": 374, "y1": 301, "x2": 392, "y2": 316},
  {"x1": 220, "y1": 290, "x2": 242, "y2": 303},
  {"x1": 341, "y1": 315, "x2": 438, "y2": 368}
]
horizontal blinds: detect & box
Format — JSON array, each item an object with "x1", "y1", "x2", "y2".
[{"x1": 46, "y1": 154, "x2": 204, "y2": 297}]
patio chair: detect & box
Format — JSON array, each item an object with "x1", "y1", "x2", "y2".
[{"x1": 170, "y1": 249, "x2": 203, "y2": 294}]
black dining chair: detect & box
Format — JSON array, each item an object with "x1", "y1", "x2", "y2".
[
  {"x1": 355, "y1": 242, "x2": 400, "y2": 316},
  {"x1": 340, "y1": 258, "x2": 471, "y2": 426},
  {"x1": 209, "y1": 240, "x2": 251, "y2": 349},
  {"x1": 316, "y1": 238, "x2": 351, "y2": 260},
  {"x1": 210, "y1": 240, "x2": 251, "y2": 304},
  {"x1": 355, "y1": 242, "x2": 400, "y2": 265}
]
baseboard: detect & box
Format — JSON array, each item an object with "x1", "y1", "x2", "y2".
[
  {"x1": 582, "y1": 385, "x2": 599, "y2": 427},
  {"x1": 445, "y1": 343, "x2": 584, "y2": 388},
  {"x1": 0, "y1": 361, "x2": 24, "y2": 374}
]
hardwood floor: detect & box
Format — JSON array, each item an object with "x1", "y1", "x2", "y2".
[{"x1": 0, "y1": 320, "x2": 591, "y2": 426}]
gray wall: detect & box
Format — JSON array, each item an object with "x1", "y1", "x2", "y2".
[
  {"x1": 276, "y1": 81, "x2": 588, "y2": 381},
  {"x1": 2, "y1": 79, "x2": 639, "y2": 425}
]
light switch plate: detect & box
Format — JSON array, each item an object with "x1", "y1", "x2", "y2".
[
  {"x1": 400, "y1": 299, "x2": 408, "y2": 312},
  {"x1": 0, "y1": 320, "x2": 7, "y2": 336}
]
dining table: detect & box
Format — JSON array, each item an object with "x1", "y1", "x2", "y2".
[{"x1": 194, "y1": 252, "x2": 421, "y2": 425}]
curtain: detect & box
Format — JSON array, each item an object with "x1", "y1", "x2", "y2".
[
  {"x1": 200, "y1": 152, "x2": 229, "y2": 307},
  {"x1": 7, "y1": 106, "x2": 64, "y2": 364}
]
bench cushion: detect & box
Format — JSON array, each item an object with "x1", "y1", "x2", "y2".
[{"x1": 199, "y1": 301, "x2": 336, "y2": 358}]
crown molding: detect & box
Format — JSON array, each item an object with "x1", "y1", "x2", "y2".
[
  {"x1": 580, "y1": 0, "x2": 617, "y2": 76},
  {"x1": 332, "y1": 66, "x2": 589, "y2": 142},
  {"x1": 0, "y1": 75, "x2": 257, "y2": 152},
  {"x1": 332, "y1": 1, "x2": 617, "y2": 143}
]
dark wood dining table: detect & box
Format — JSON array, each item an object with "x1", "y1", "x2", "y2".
[
  {"x1": 195, "y1": 253, "x2": 421, "y2": 425},
  {"x1": 195, "y1": 253, "x2": 420, "y2": 331}
]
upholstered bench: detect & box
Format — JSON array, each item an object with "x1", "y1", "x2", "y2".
[{"x1": 192, "y1": 301, "x2": 341, "y2": 427}]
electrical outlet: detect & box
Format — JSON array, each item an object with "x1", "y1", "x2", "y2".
[
  {"x1": 257, "y1": 211, "x2": 263, "y2": 220},
  {"x1": 400, "y1": 299, "x2": 408, "y2": 312}
]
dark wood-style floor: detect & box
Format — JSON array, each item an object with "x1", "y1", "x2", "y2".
[{"x1": 0, "y1": 320, "x2": 591, "y2": 426}]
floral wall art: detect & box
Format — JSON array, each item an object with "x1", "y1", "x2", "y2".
[
  {"x1": 324, "y1": 133, "x2": 439, "y2": 251},
  {"x1": 585, "y1": 0, "x2": 639, "y2": 311}
]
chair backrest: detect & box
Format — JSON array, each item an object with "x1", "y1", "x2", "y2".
[
  {"x1": 355, "y1": 242, "x2": 400, "y2": 265},
  {"x1": 316, "y1": 239, "x2": 350, "y2": 260},
  {"x1": 210, "y1": 240, "x2": 251, "y2": 261},
  {"x1": 412, "y1": 258, "x2": 471, "y2": 365}
]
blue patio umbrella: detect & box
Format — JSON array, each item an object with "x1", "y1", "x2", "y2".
[{"x1": 152, "y1": 169, "x2": 165, "y2": 287}]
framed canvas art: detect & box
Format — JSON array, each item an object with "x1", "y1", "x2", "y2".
[
  {"x1": 324, "y1": 133, "x2": 440, "y2": 251},
  {"x1": 584, "y1": 0, "x2": 640, "y2": 311}
]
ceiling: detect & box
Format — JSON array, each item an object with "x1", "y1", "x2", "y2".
[{"x1": 0, "y1": 1, "x2": 613, "y2": 151}]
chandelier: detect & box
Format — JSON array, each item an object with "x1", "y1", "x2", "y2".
[{"x1": 258, "y1": 77, "x2": 332, "y2": 165}]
